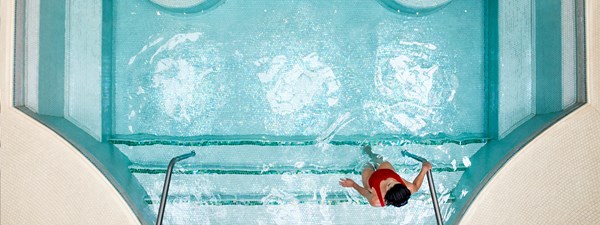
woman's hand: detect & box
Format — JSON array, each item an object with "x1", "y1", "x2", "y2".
[
  {"x1": 339, "y1": 178, "x2": 356, "y2": 188},
  {"x1": 422, "y1": 161, "x2": 433, "y2": 172}
]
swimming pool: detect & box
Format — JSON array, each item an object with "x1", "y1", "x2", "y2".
[
  {"x1": 112, "y1": 0, "x2": 484, "y2": 224},
  {"x1": 12, "y1": 0, "x2": 585, "y2": 224}
]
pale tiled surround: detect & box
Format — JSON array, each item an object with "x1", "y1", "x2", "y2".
[
  {"x1": 460, "y1": 0, "x2": 600, "y2": 224},
  {"x1": 1, "y1": 0, "x2": 598, "y2": 225},
  {"x1": 459, "y1": 105, "x2": 600, "y2": 224}
]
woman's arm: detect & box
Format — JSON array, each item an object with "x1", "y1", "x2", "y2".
[
  {"x1": 340, "y1": 178, "x2": 371, "y2": 198},
  {"x1": 339, "y1": 178, "x2": 381, "y2": 207},
  {"x1": 406, "y1": 162, "x2": 432, "y2": 193}
]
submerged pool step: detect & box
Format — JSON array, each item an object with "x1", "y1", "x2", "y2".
[
  {"x1": 149, "y1": 199, "x2": 454, "y2": 225},
  {"x1": 133, "y1": 171, "x2": 462, "y2": 205},
  {"x1": 143, "y1": 191, "x2": 455, "y2": 206},
  {"x1": 129, "y1": 163, "x2": 468, "y2": 175},
  {"x1": 141, "y1": 171, "x2": 459, "y2": 225},
  {"x1": 110, "y1": 133, "x2": 488, "y2": 147},
  {"x1": 117, "y1": 142, "x2": 484, "y2": 172},
  {"x1": 144, "y1": 192, "x2": 369, "y2": 206},
  {"x1": 121, "y1": 141, "x2": 481, "y2": 224}
]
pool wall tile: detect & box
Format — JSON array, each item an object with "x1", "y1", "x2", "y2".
[
  {"x1": 497, "y1": 0, "x2": 535, "y2": 138},
  {"x1": 535, "y1": 0, "x2": 564, "y2": 114},
  {"x1": 37, "y1": 0, "x2": 65, "y2": 116},
  {"x1": 64, "y1": 0, "x2": 103, "y2": 141}
]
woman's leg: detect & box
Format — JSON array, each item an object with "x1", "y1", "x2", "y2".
[
  {"x1": 363, "y1": 145, "x2": 396, "y2": 171},
  {"x1": 361, "y1": 163, "x2": 375, "y2": 189},
  {"x1": 361, "y1": 145, "x2": 382, "y2": 189},
  {"x1": 363, "y1": 145, "x2": 384, "y2": 167}
]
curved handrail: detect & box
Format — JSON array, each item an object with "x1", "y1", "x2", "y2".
[
  {"x1": 156, "y1": 151, "x2": 196, "y2": 225},
  {"x1": 402, "y1": 150, "x2": 444, "y2": 225}
]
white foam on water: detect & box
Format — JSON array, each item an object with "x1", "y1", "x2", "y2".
[
  {"x1": 294, "y1": 161, "x2": 305, "y2": 168},
  {"x1": 128, "y1": 110, "x2": 136, "y2": 120},
  {"x1": 451, "y1": 159, "x2": 457, "y2": 171},
  {"x1": 318, "y1": 187, "x2": 334, "y2": 224},
  {"x1": 371, "y1": 38, "x2": 459, "y2": 134},
  {"x1": 136, "y1": 86, "x2": 145, "y2": 95},
  {"x1": 129, "y1": 32, "x2": 221, "y2": 131},
  {"x1": 256, "y1": 52, "x2": 340, "y2": 115},
  {"x1": 327, "y1": 97, "x2": 338, "y2": 106},
  {"x1": 460, "y1": 188, "x2": 469, "y2": 198},
  {"x1": 316, "y1": 112, "x2": 354, "y2": 146},
  {"x1": 149, "y1": 37, "x2": 165, "y2": 46},
  {"x1": 128, "y1": 37, "x2": 164, "y2": 65},
  {"x1": 462, "y1": 156, "x2": 471, "y2": 167},
  {"x1": 152, "y1": 58, "x2": 214, "y2": 123},
  {"x1": 263, "y1": 189, "x2": 304, "y2": 224},
  {"x1": 399, "y1": 41, "x2": 438, "y2": 50},
  {"x1": 387, "y1": 55, "x2": 437, "y2": 104},
  {"x1": 150, "y1": 32, "x2": 203, "y2": 62}
]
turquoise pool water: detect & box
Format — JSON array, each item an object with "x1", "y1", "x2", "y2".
[
  {"x1": 110, "y1": 0, "x2": 485, "y2": 224},
  {"x1": 113, "y1": 0, "x2": 485, "y2": 139}
]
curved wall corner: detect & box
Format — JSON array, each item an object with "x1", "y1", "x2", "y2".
[
  {"x1": 0, "y1": 1, "x2": 140, "y2": 224},
  {"x1": 458, "y1": 0, "x2": 600, "y2": 223},
  {"x1": 148, "y1": 0, "x2": 225, "y2": 14},
  {"x1": 459, "y1": 105, "x2": 600, "y2": 225},
  {"x1": 376, "y1": 0, "x2": 452, "y2": 15}
]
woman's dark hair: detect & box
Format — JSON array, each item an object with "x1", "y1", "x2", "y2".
[{"x1": 384, "y1": 184, "x2": 411, "y2": 207}]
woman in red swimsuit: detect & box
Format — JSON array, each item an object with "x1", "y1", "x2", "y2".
[{"x1": 339, "y1": 146, "x2": 432, "y2": 207}]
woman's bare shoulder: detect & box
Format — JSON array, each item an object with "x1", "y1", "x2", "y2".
[
  {"x1": 404, "y1": 181, "x2": 417, "y2": 194},
  {"x1": 369, "y1": 196, "x2": 381, "y2": 207}
]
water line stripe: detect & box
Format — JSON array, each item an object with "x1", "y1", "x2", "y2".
[
  {"x1": 109, "y1": 134, "x2": 489, "y2": 147},
  {"x1": 129, "y1": 166, "x2": 467, "y2": 175},
  {"x1": 143, "y1": 192, "x2": 455, "y2": 206}
]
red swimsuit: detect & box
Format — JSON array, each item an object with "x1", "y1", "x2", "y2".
[{"x1": 368, "y1": 169, "x2": 405, "y2": 207}]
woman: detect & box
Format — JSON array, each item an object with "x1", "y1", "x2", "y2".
[{"x1": 339, "y1": 146, "x2": 432, "y2": 207}]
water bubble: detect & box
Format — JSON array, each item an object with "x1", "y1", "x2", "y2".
[{"x1": 462, "y1": 156, "x2": 472, "y2": 167}]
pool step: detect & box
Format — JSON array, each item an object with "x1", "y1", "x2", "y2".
[
  {"x1": 139, "y1": 171, "x2": 459, "y2": 224},
  {"x1": 133, "y1": 171, "x2": 462, "y2": 205},
  {"x1": 110, "y1": 133, "x2": 488, "y2": 147},
  {"x1": 117, "y1": 142, "x2": 484, "y2": 172},
  {"x1": 144, "y1": 192, "x2": 371, "y2": 206},
  {"x1": 143, "y1": 191, "x2": 456, "y2": 206},
  {"x1": 149, "y1": 198, "x2": 455, "y2": 225},
  {"x1": 129, "y1": 163, "x2": 468, "y2": 175},
  {"x1": 122, "y1": 142, "x2": 481, "y2": 224}
]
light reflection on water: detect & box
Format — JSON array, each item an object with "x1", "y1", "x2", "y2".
[{"x1": 124, "y1": 31, "x2": 460, "y2": 137}]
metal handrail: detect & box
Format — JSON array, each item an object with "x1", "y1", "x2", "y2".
[
  {"x1": 156, "y1": 151, "x2": 196, "y2": 225},
  {"x1": 402, "y1": 150, "x2": 444, "y2": 225}
]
